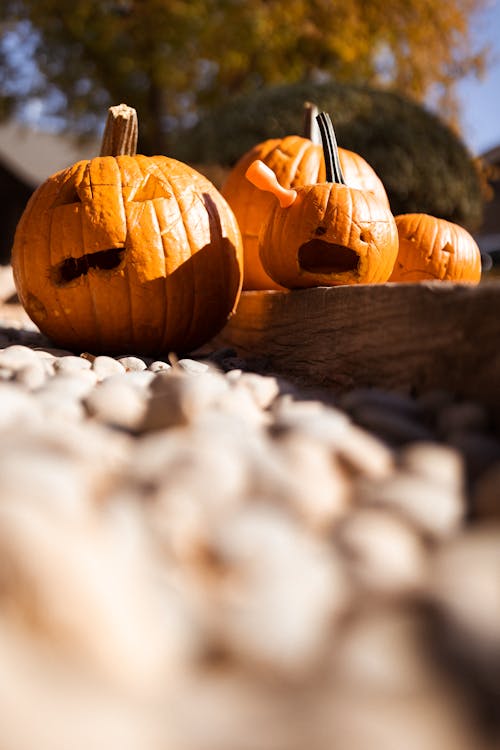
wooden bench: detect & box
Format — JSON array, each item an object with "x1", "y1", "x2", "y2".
[{"x1": 211, "y1": 282, "x2": 500, "y2": 410}]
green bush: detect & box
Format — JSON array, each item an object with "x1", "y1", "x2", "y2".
[{"x1": 171, "y1": 81, "x2": 484, "y2": 231}]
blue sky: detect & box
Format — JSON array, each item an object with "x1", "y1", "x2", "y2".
[{"x1": 456, "y1": 0, "x2": 500, "y2": 155}]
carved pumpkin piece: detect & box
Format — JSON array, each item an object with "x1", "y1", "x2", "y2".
[{"x1": 13, "y1": 107, "x2": 243, "y2": 355}]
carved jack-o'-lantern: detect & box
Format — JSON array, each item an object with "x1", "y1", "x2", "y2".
[
  {"x1": 12, "y1": 105, "x2": 243, "y2": 355},
  {"x1": 246, "y1": 113, "x2": 398, "y2": 289},
  {"x1": 221, "y1": 104, "x2": 390, "y2": 291},
  {"x1": 389, "y1": 213, "x2": 481, "y2": 284}
]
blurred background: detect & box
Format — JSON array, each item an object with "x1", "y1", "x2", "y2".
[{"x1": 0, "y1": 0, "x2": 499, "y2": 267}]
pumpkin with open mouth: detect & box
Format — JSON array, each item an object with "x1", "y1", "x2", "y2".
[
  {"x1": 246, "y1": 112, "x2": 398, "y2": 289},
  {"x1": 221, "y1": 103, "x2": 390, "y2": 291},
  {"x1": 11, "y1": 104, "x2": 243, "y2": 355}
]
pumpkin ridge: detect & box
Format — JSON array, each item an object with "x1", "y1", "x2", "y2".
[
  {"x1": 358, "y1": 187, "x2": 384, "y2": 278},
  {"x1": 164, "y1": 173, "x2": 198, "y2": 350},
  {"x1": 79, "y1": 189, "x2": 102, "y2": 349},
  {"x1": 12, "y1": 172, "x2": 47, "y2": 312},
  {"x1": 184, "y1": 188, "x2": 225, "y2": 350},
  {"x1": 273, "y1": 139, "x2": 311, "y2": 186},
  {"x1": 147, "y1": 195, "x2": 170, "y2": 351},
  {"x1": 116, "y1": 157, "x2": 138, "y2": 351},
  {"x1": 57, "y1": 164, "x2": 99, "y2": 340}
]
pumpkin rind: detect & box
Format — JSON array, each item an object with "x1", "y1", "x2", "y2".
[
  {"x1": 389, "y1": 213, "x2": 481, "y2": 284},
  {"x1": 222, "y1": 135, "x2": 389, "y2": 290},
  {"x1": 12, "y1": 155, "x2": 243, "y2": 355}
]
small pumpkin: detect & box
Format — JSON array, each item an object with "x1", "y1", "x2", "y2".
[
  {"x1": 12, "y1": 104, "x2": 243, "y2": 355},
  {"x1": 221, "y1": 103, "x2": 390, "y2": 290},
  {"x1": 389, "y1": 213, "x2": 481, "y2": 284},
  {"x1": 245, "y1": 112, "x2": 398, "y2": 290}
]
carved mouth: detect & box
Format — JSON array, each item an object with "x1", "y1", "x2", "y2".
[
  {"x1": 298, "y1": 239, "x2": 359, "y2": 275},
  {"x1": 53, "y1": 247, "x2": 125, "y2": 285}
]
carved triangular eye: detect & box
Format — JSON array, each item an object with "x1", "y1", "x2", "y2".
[{"x1": 130, "y1": 172, "x2": 171, "y2": 202}]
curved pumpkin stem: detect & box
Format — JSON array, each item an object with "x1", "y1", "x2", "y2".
[
  {"x1": 245, "y1": 160, "x2": 297, "y2": 207},
  {"x1": 316, "y1": 112, "x2": 346, "y2": 185},
  {"x1": 100, "y1": 103, "x2": 138, "y2": 157}
]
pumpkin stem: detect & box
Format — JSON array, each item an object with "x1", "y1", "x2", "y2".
[
  {"x1": 316, "y1": 112, "x2": 345, "y2": 185},
  {"x1": 99, "y1": 103, "x2": 138, "y2": 156},
  {"x1": 303, "y1": 102, "x2": 321, "y2": 144}
]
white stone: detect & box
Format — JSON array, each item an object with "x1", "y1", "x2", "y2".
[{"x1": 91, "y1": 356, "x2": 125, "y2": 381}]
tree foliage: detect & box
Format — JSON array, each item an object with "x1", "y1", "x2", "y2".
[
  {"x1": 0, "y1": 0, "x2": 489, "y2": 153},
  {"x1": 173, "y1": 81, "x2": 485, "y2": 230}
]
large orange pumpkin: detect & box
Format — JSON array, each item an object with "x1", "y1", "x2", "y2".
[
  {"x1": 389, "y1": 213, "x2": 481, "y2": 284},
  {"x1": 246, "y1": 113, "x2": 398, "y2": 289},
  {"x1": 221, "y1": 107, "x2": 389, "y2": 291},
  {"x1": 12, "y1": 104, "x2": 243, "y2": 355}
]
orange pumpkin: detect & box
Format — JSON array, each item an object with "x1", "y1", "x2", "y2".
[
  {"x1": 12, "y1": 104, "x2": 243, "y2": 355},
  {"x1": 246, "y1": 113, "x2": 398, "y2": 290},
  {"x1": 389, "y1": 213, "x2": 481, "y2": 284},
  {"x1": 221, "y1": 114, "x2": 389, "y2": 290}
]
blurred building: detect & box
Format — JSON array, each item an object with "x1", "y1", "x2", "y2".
[{"x1": 0, "y1": 121, "x2": 99, "y2": 264}]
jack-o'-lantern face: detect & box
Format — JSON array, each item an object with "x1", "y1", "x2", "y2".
[
  {"x1": 258, "y1": 181, "x2": 399, "y2": 288},
  {"x1": 12, "y1": 154, "x2": 243, "y2": 354}
]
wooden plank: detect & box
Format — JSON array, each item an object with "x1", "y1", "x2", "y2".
[{"x1": 210, "y1": 281, "x2": 500, "y2": 406}]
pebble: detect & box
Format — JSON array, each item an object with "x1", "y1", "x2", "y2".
[
  {"x1": 102, "y1": 370, "x2": 155, "y2": 390},
  {"x1": 0, "y1": 344, "x2": 39, "y2": 370},
  {"x1": 349, "y1": 404, "x2": 435, "y2": 445},
  {"x1": 335, "y1": 507, "x2": 428, "y2": 597},
  {"x1": 36, "y1": 371, "x2": 98, "y2": 400},
  {"x1": 35, "y1": 390, "x2": 86, "y2": 422},
  {"x1": 399, "y1": 442, "x2": 464, "y2": 493},
  {"x1": 231, "y1": 372, "x2": 281, "y2": 410},
  {"x1": 84, "y1": 380, "x2": 147, "y2": 431},
  {"x1": 357, "y1": 470, "x2": 465, "y2": 540},
  {"x1": 335, "y1": 423, "x2": 395, "y2": 480},
  {"x1": 148, "y1": 360, "x2": 171, "y2": 372},
  {"x1": 91, "y1": 355, "x2": 126, "y2": 380},
  {"x1": 436, "y1": 401, "x2": 490, "y2": 437},
  {"x1": 176, "y1": 358, "x2": 209, "y2": 375},
  {"x1": 117, "y1": 356, "x2": 148, "y2": 372},
  {"x1": 53, "y1": 355, "x2": 92, "y2": 374},
  {"x1": 0, "y1": 383, "x2": 39, "y2": 429},
  {"x1": 429, "y1": 526, "x2": 500, "y2": 680},
  {"x1": 13, "y1": 360, "x2": 47, "y2": 390},
  {"x1": 141, "y1": 370, "x2": 230, "y2": 431}
]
